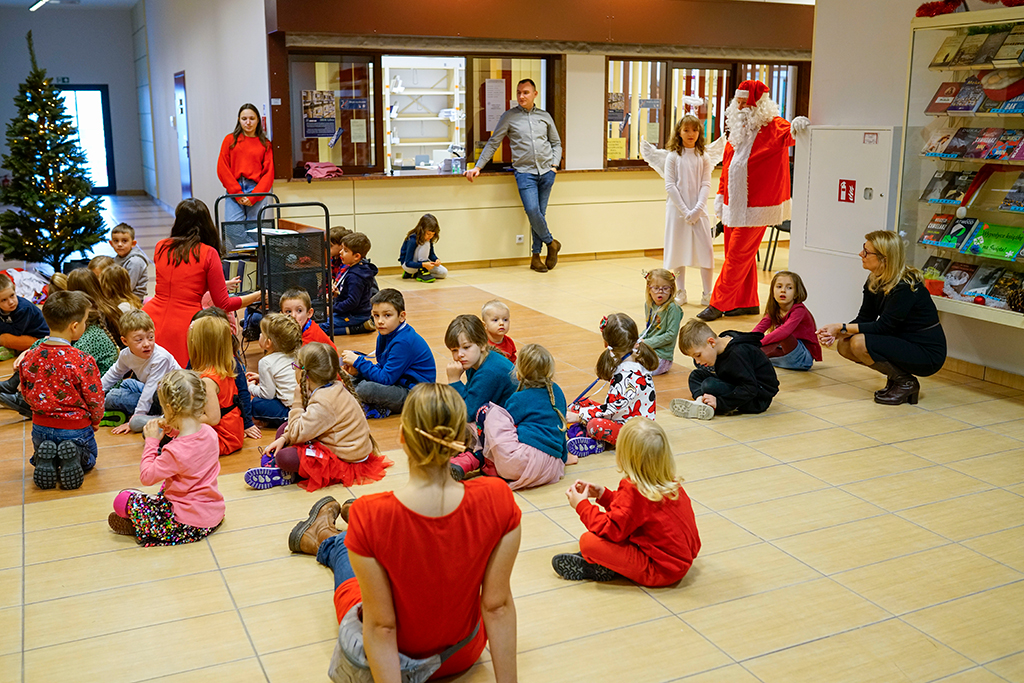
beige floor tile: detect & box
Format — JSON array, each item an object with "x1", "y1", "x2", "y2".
[
  {"x1": 24, "y1": 571, "x2": 234, "y2": 649},
  {"x1": 987, "y1": 652, "x2": 1024, "y2": 682},
  {"x1": 963, "y1": 526, "x2": 1024, "y2": 572},
  {"x1": 946, "y1": 449, "x2": 1024, "y2": 487},
  {"x1": 261, "y1": 640, "x2": 338, "y2": 683},
  {"x1": 903, "y1": 581, "x2": 1024, "y2": 664},
  {"x1": 678, "y1": 665, "x2": 763, "y2": 683},
  {"x1": 674, "y1": 444, "x2": 778, "y2": 482},
  {"x1": 0, "y1": 534, "x2": 21, "y2": 570},
  {"x1": 832, "y1": 545, "x2": 1022, "y2": 615},
  {"x1": 681, "y1": 578, "x2": 887, "y2": 661},
  {"x1": 805, "y1": 399, "x2": 926, "y2": 427},
  {"x1": 990, "y1": 418, "x2": 1024, "y2": 441},
  {"x1": 0, "y1": 506, "x2": 22, "y2": 536},
  {"x1": 666, "y1": 424, "x2": 741, "y2": 453},
  {"x1": 519, "y1": 510, "x2": 578, "y2": 550},
  {"x1": 744, "y1": 618, "x2": 972, "y2": 683},
  {"x1": 23, "y1": 490, "x2": 127, "y2": 531},
  {"x1": 773, "y1": 515, "x2": 948, "y2": 575},
  {"x1": 646, "y1": 542, "x2": 821, "y2": 613},
  {"x1": 944, "y1": 668, "x2": 1016, "y2": 683},
  {"x1": 516, "y1": 466, "x2": 622, "y2": 511},
  {"x1": 511, "y1": 541, "x2": 580, "y2": 598},
  {"x1": 207, "y1": 521, "x2": 298, "y2": 568},
  {"x1": 897, "y1": 489, "x2": 1024, "y2": 541},
  {"x1": 0, "y1": 653, "x2": 19, "y2": 683},
  {"x1": 0, "y1": 568, "x2": 20, "y2": 609},
  {"x1": 936, "y1": 397, "x2": 1024, "y2": 427},
  {"x1": 841, "y1": 466, "x2": 994, "y2": 512},
  {"x1": 141, "y1": 658, "x2": 266, "y2": 683},
  {"x1": 217, "y1": 487, "x2": 346, "y2": 533},
  {"x1": 222, "y1": 554, "x2": 331, "y2": 608},
  {"x1": 241, "y1": 591, "x2": 337, "y2": 655},
  {"x1": 24, "y1": 540, "x2": 215, "y2": 602},
  {"x1": 774, "y1": 383, "x2": 873, "y2": 410},
  {"x1": 896, "y1": 428, "x2": 1023, "y2": 464},
  {"x1": 922, "y1": 382, "x2": 1024, "y2": 410},
  {"x1": 816, "y1": 363, "x2": 885, "y2": 383},
  {"x1": 514, "y1": 616, "x2": 731, "y2": 682},
  {"x1": 846, "y1": 413, "x2": 971, "y2": 444},
  {"x1": 538, "y1": 504, "x2": 587, "y2": 540},
  {"x1": 705, "y1": 411, "x2": 834, "y2": 443},
  {"x1": 0, "y1": 606, "x2": 20, "y2": 656},
  {"x1": 694, "y1": 514, "x2": 761, "y2": 556},
  {"x1": 747, "y1": 426, "x2": 882, "y2": 463},
  {"x1": 24, "y1": 520, "x2": 134, "y2": 565},
  {"x1": 514, "y1": 582, "x2": 671, "y2": 652},
  {"x1": 682, "y1": 465, "x2": 828, "y2": 511},
  {"x1": 791, "y1": 445, "x2": 931, "y2": 486},
  {"x1": 721, "y1": 488, "x2": 885, "y2": 540},
  {"x1": 23, "y1": 611, "x2": 253, "y2": 683}
]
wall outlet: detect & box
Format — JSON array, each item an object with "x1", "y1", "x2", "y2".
[{"x1": 515, "y1": 235, "x2": 524, "y2": 244}]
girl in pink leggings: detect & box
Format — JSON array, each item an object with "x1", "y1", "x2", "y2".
[{"x1": 108, "y1": 370, "x2": 225, "y2": 546}]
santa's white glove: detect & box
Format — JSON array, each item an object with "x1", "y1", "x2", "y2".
[
  {"x1": 714, "y1": 194, "x2": 724, "y2": 219},
  {"x1": 791, "y1": 116, "x2": 810, "y2": 135}
]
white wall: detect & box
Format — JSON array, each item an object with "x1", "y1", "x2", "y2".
[
  {"x1": 564, "y1": 54, "x2": 606, "y2": 171},
  {"x1": 0, "y1": 7, "x2": 143, "y2": 192},
  {"x1": 132, "y1": 1, "x2": 158, "y2": 199},
  {"x1": 144, "y1": 0, "x2": 269, "y2": 209}
]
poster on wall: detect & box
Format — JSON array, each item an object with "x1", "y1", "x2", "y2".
[
  {"x1": 607, "y1": 92, "x2": 625, "y2": 122},
  {"x1": 302, "y1": 90, "x2": 337, "y2": 138},
  {"x1": 485, "y1": 79, "x2": 506, "y2": 131}
]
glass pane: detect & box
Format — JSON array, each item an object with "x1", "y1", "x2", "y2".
[
  {"x1": 738, "y1": 64, "x2": 798, "y2": 120},
  {"x1": 607, "y1": 60, "x2": 664, "y2": 162},
  {"x1": 669, "y1": 67, "x2": 730, "y2": 144},
  {"x1": 58, "y1": 89, "x2": 110, "y2": 188},
  {"x1": 290, "y1": 56, "x2": 376, "y2": 169},
  {"x1": 383, "y1": 55, "x2": 465, "y2": 172},
  {"x1": 468, "y1": 57, "x2": 547, "y2": 168}
]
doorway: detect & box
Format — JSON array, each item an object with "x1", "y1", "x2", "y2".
[
  {"x1": 58, "y1": 85, "x2": 116, "y2": 194},
  {"x1": 174, "y1": 71, "x2": 192, "y2": 199}
]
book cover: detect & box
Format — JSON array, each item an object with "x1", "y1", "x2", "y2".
[
  {"x1": 937, "y1": 170, "x2": 977, "y2": 204},
  {"x1": 962, "y1": 264, "x2": 1004, "y2": 298},
  {"x1": 999, "y1": 172, "x2": 1024, "y2": 211},
  {"x1": 973, "y1": 31, "x2": 1010, "y2": 65},
  {"x1": 964, "y1": 127, "x2": 1004, "y2": 158},
  {"x1": 946, "y1": 77, "x2": 986, "y2": 114},
  {"x1": 976, "y1": 96, "x2": 1003, "y2": 116},
  {"x1": 984, "y1": 129, "x2": 1024, "y2": 159},
  {"x1": 925, "y1": 82, "x2": 962, "y2": 114},
  {"x1": 920, "y1": 170, "x2": 958, "y2": 203},
  {"x1": 941, "y1": 127, "x2": 983, "y2": 157},
  {"x1": 922, "y1": 255, "x2": 952, "y2": 279},
  {"x1": 959, "y1": 223, "x2": 1024, "y2": 261},
  {"x1": 951, "y1": 35, "x2": 990, "y2": 66},
  {"x1": 944, "y1": 261, "x2": 978, "y2": 295},
  {"x1": 991, "y1": 92, "x2": 1024, "y2": 113},
  {"x1": 919, "y1": 213, "x2": 955, "y2": 246},
  {"x1": 923, "y1": 126, "x2": 957, "y2": 156},
  {"x1": 993, "y1": 25, "x2": 1024, "y2": 66},
  {"x1": 938, "y1": 217, "x2": 979, "y2": 250},
  {"x1": 987, "y1": 269, "x2": 1024, "y2": 302},
  {"x1": 931, "y1": 34, "x2": 967, "y2": 68}
]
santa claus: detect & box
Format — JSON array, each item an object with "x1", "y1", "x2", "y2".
[{"x1": 697, "y1": 80, "x2": 809, "y2": 321}]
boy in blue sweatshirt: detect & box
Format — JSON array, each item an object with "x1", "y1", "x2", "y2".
[
  {"x1": 0, "y1": 272, "x2": 48, "y2": 359},
  {"x1": 340, "y1": 288, "x2": 435, "y2": 418},
  {"x1": 332, "y1": 231, "x2": 379, "y2": 336}
]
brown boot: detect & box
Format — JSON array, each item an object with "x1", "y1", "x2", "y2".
[
  {"x1": 545, "y1": 239, "x2": 561, "y2": 270},
  {"x1": 869, "y1": 361, "x2": 899, "y2": 400},
  {"x1": 530, "y1": 253, "x2": 548, "y2": 273},
  {"x1": 288, "y1": 496, "x2": 342, "y2": 555},
  {"x1": 340, "y1": 497, "x2": 356, "y2": 524},
  {"x1": 875, "y1": 373, "x2": 920, "y2": 406}
]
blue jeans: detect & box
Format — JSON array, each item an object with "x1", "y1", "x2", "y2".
[
  {"x1": 316, "y1": 532, "x2": 355, "y2": 589},
  {"x1": 105, "y1": 378, "x2": 162, "y2": 432},
  {"x1": 31, "y1": 424, "x2": 98, "y2": 472},
  {"x1": 770, "y1": 340, "x2": 814, "y2": 371},
  {"x1": 250, "y1": 396, "x2": 291, "y2": 424},
  {"x1": 224, "y1": 177, "x2": 271, "y2": 223},
  {"x1": 514, "y1": 170, "x2": 556, "y2": 253},
  {"x1": 333, "y1": 311, "x2": 371, "y2": 336}
]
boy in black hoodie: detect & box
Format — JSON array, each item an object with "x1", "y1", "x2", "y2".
[
  {"x1": 333, "y1": 231, "x2": 380, "y2": 335},
  {"x1": 671, "y1": 318, "x2": 779, "y2": 420}
]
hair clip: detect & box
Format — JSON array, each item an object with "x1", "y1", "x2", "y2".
[
  {"x1": 414, "y1": 427, "x2": 466, "y2": 453},
  {"x1": 599, "y1": 315, "x2": 609, "y2": 331},
  {"x1": 606, "y1": 345, "x2": 614, "y2": 353},
  {"x1": 642, "y1": 269, "x2": 651, "y2": 281}
]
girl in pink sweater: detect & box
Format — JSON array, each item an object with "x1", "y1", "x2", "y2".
[
  {"x1": 753, "y1": 271, "x2": 821, "y2": 371},
  {"x1": 108, "y1": 369, "x2": 225, "y2": 546}
]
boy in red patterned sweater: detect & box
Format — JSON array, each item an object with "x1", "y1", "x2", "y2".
[{"x1": 21, "y1": 291, "x2": 105, "y2": 490}]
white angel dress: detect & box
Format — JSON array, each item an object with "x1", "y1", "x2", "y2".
[{"x1": 663, "y1": 148, "x2": 714, "y2": 270}]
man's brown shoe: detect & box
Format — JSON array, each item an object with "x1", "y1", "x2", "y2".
[
  {"x1": 545, "y1": 239, "x2": 561, "y2": 270},
  {"x1": 530, "y1": 253, "x2": 548, "y2": 273},
  {"x1": 288, "y1": 496, "x2": 342, "y2": 555}
]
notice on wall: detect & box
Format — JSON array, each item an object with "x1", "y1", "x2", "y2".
[
  {"x1": 350, "y1": 119, "x2": 367, "y2": 144},
  {"x1": 485, "y1": 79, "x2": 506, "y2": 132},
  {"x1": 645, "y1": 122, "x2": 660, "y2": 145},
  {"x1": 639, "y1": 98, "x2": 661, "y2": 109},
  {"x1": 302, "y1": 90, "x2": 337, "y2": 138},
  {"x1": 607, "y1": 137, "x2": 626, "y2": 159}
]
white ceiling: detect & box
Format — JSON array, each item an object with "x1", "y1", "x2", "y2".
[{"x1": 0, "y1": 0, "x2": 138, "y2": 8}]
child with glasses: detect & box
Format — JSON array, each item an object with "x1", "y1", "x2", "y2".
[{"x1": 642, "y1": 269, "x2": 683, "y2": 375}]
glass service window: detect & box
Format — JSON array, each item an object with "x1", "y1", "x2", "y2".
[
  {"x1": 669, "y1": 66, "x2": 731, "y2": 144},
  {"x1": 466, "y1": 57, "x2": 548, "y2": 171},
  {"x1": 738, "y1": 63, "x2": 798, "y2": 120},
  {"x1": 606, "y1": 59, "x2": 665, "y2": 165}
]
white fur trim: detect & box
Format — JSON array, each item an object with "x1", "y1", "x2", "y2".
[
  {"x1": 735, "y1": 89, "x2": 749, "y2": 98},
  {"x1": 721, "y1": 199, "x2": 791, "y2": 229}
]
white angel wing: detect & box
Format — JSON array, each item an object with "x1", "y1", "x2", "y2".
[
  {"x1": 640, "y1": 137, "x2": 670, "y2": 178},
  {"x1": 705, "y1": 134, "x2": 727, "y2": 168}
]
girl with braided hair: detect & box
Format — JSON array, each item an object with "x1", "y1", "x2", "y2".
[
  {"x1": 566, "y1": 313, "x2": 659, "y2": 457},
  {"x1": 107, "y1": 369, "x2": 225, "y2": 545},
  {"x1": 245, "y1": 342, "x2": 392, "y2": 491}
]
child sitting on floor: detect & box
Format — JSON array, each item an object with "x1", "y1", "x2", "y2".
[
  {"x1": 552, "y1": 417, "x2": 701, "y2": 585},
  {"x1": 108, "y1": 369, "x2": 225, "y2": 546},
  {"x1": 109, "y1": 222, "x2": 150, "y2": 300},
  {"x1": 21, "y1": 291, "x2": 105, "y2": 490},
  {"x1": 99, "y1": 266, "x2": 143, "y2": 320},
  {"x1": 66, "y1": 268, "x2": 124, "y2": 345},
  {"x1": 246, "y1": 312, "x2": 302, "y2": 426},
  {"x1": 190, "y1": 307, "x2": 260, "y2": 439},
  {"x1": 0, "y1": 272, "x2": 48, "y2": 356},
  {"x1": 399, "y1": 213, "x2": 447, "y2": 282},
  {"x1": 88, "y1": 255, "x2": 115, "y2": 278},
  {"x1": 445, "y1": 314, "x2": 517, "y2": 422},
  {"x1": 642, "y1": 269, "x2": 683, "y2": 376},
  {"x1": 244, "y1": 342, "x2": 392, "y2": 491},
  {"x1": 281, "y1": 287, "x2": 337, "y2": 351},
  {"x1": 333, "y1": 231, "x2": 378, "y2": 335},
  {"x1": 753, "y1": 270, "x2": 821, "y2": 372},
  {"x1": 188, "y1": 315, "x2": 244, "y2": 456},
  {"x1": 482, "y1": 299, "x2": 516, "y2": 363},
  {"x1": 329, "y1": 225, "x2": 352, "y2": 285},
  {"x1": 673, "y1": 318, "x2": 779, "y2": 420}
]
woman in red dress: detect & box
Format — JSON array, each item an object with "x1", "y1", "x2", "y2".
[
  {"x1": 144, "y1": 199, "x2": 261, "y2": 366},
  {"x1": 287, "y1": 383, "x2": 521, "y2": 682}
]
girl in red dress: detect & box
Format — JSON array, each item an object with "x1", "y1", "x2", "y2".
[{"x1": 187, "y1": 316, "x2": 243, "y2": 456}]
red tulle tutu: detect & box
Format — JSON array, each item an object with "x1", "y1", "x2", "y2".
[{"x1": 297, "y1": 441, "x2": 394, "y2": 492}]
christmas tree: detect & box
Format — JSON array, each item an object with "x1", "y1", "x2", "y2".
[{"x1": 0, "y1": 32, "x2": 105, "y2": 272}]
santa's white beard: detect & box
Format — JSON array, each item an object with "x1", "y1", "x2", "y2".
[{"x1": 724, "y1": 96, "x2": 780, "y2": 147}]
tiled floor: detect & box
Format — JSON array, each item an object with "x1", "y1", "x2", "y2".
[{"x1": 2, "y1": 197, "x2": 1024, "y2": 681}]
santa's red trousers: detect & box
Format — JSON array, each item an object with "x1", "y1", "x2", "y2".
[{"x1": 709, "y1": 225, "x2": 768, "y2": 312}]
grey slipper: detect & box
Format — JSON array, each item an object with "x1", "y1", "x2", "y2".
[{"x1": 670, "y1": 398, "x2": 714, "y2": 421}]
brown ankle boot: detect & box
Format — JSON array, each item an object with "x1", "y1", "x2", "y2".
[
  {"x1": 875, "y1": 373, "x2": 920, "y2": 406},
  {"x1": 530, "y1": 253, "x2": 548, "y2": 273},
  {"x1": 288, "y1": 496, "x2": 342, "y2": 555},
  {"x1": 869, "y1": 361, "x2": 899, "y2": 400},
  {"x1": 545, "y1": 238, "x2": 561, "y2": 270}
]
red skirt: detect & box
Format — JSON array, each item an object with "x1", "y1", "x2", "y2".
[{"x1": 296, "y1": 441, "x2": 393, "y2": 492}]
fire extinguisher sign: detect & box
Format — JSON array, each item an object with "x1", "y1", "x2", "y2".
[{"x1": 839, "y1": 179, "x2": 856, "y2": 203}]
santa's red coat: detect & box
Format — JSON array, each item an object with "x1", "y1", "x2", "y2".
[{"x1": 718, "y1": 117, "x2": 795, "y2": 228}]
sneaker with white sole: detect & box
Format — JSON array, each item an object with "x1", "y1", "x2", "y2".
[
  {"x1": 244, "y1": 467, "x2": 294, "y2": 490},
  {"x1": 670, "y1": 398, "x2": 715, "y2": 420},
  {"x1": 675, "y1": 291, "x2": 688, "y2": 307},
  {"x1": 551, "y1": 552, "x2": 620, "y2": 581},
  {"x1": 566, "y1": 436, "x2": 606, "y2": 458}
]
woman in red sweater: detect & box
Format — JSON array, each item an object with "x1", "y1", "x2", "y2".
[
  {"x1": 144, "y1": 199, "x2": 262, "y2": 366},
  {"x1": 216, "y1": 103, "x2": 274, "y2": 223},
  {"x1": 752, "y1": 270, "x2": 821, "y2": 371}
]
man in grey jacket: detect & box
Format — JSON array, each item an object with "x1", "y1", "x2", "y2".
[{"x1": 465, "y1": 79, "x2": 562, "y2": 273}]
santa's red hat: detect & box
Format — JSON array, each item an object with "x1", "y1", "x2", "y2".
[{"x1": 735, "y1": 80, "x2": 770, "y2": 104}]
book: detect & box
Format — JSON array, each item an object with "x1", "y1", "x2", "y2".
[
  {"x1": 984, "y1": 129, "x2": 1024, "y2": 159},
  {"x1": 959, "y1": 222, "x2": 1024, "y2": 261},
  {"x1": 962, "y1": 264, "x2": 1005, "y2": 298},
  {"x1": 919, "y1": 213, "x2": 955, "y2": 246},
  {"x1": 946, "y1": 77, "x2": 986, "y2": 114},
  {"x1": 951, "y1": 35, "x2": 990, "y2": 67},
  {"x1": 941, "y1": 127, "x2": 983, "y2": 157},
  {"x1": 999, "y1": 172, "x2": 1024, "y2": 211},
  {"x1": 976, "y1": 96, "x2": 1002, "y2": 116},
  {"x1": 923, "y1": 126, "x2": 957, "y2": 156},
  {"x1": 944, "y1": 262, "x2": 979, "y2": 295},
  {"x1": 991, "y1": 92, "x2": 1024, "y2": 114},
  {"x1": 937, "y1": 170, "x2": 977, "y2": 204},
  {"x1": 938, "y1": 217, "x2": 979, "y2": 250},
  {"x1": 973, "y1": 31, "x2": 1010, "y2": 65},
  {"x1": 925, "y1": 82, "x2": 962, "y2": 114},
  {"x1": 987, "y1": 269, "x2": 1024, "y2": 302},
  {"x1": 993, "y1": 24, "x2": 1024, "y2": 67},
  {"x1": 931, "y1": 33, "x2": 967, "y2": 68},
  {"x1": 922, "y1": 255, "x2": 952, "y2": 279},
  {"x1": 964, "y1": 128, "x2": 1004, "y2": 158},
  {"x1": 920, "y1": 170, "x2": 958, "y2": 203}
]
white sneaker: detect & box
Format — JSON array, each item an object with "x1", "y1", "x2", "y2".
[
  {"x1": 700, "y1": 292, "x2": 711, "y2": 307},
  {"x1": 670, "y1": 398, "x2": 714, "y2": 420},
  {"x1": 675, "y1": 291, "x2": 688, "y2": 306}
]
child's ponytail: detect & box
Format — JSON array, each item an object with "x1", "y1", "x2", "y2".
[
  {"x1": 633, "y1": 340, "x2": 660, "y2": 372},
  {"x1": 597, "y1": 313, "x2": 658, "y2": 379}
]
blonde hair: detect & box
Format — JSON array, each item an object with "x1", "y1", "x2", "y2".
[
  {"x1": 616, "y1": 418, "x2": 681, "y2": 502},
  {"x1": 260, "y1": 313, "x2": 302, "y2": 356},
  {"x1": 187, "y1": 316, "x2": 236, "y2": 380},
  {"x1": 678, "y1": 318, "x2": 715, "y2": 354},
  {"x1": 119, "y1": 308, "x2": 155, "y2": 336},
  {"x1": 516, "y1": 344, "x2": 568, "y2": 433},
  {"x1": 644, "y1": 268, "x2": 676, "y2": 311},
  {"x1": 401, "y1": 383, "x2": 467, "y2": 471},
  {"x1": 666, "y1": 114, "x2": 706, "y2": 155},
  {"x1": 865, "y1": 230, "x2": 923, "y2": 296},
  {"x1": 481, "y1": 299, "x2": 510, "y2": 319},
  {"x1": 49, "y1": 273, "x2": 67, "y2": 291},
  {"x1": 158, "y1": 369, "x2": 208, "y2": 428},
  {"x1": 100, "y1": 266, "x2": 142, "y2": 310},
  {"x1": 597, "y1": 313, "x2": 659, "y2": 380}
]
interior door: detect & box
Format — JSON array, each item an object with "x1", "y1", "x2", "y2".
[{"x1": 174, "y1": 71, "x2": 192, "y2": 199}]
